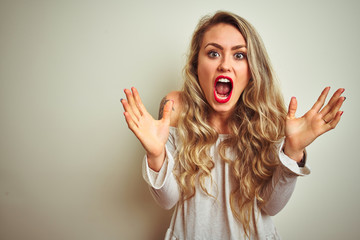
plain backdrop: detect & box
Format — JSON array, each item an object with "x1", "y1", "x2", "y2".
[{"x1": 1, "y1": 0, "x2": 359, "y2": 239}]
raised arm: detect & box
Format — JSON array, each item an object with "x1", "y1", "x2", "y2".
[
  {"x1": 121, "y1": 87, "x2": 174, "y2": 171},
  {"x1": 283, "y1": 87, "x2": 345, "y2": 161},
  {"x1": 261, "y1": 87, "x2": 345, "y2": 215}
]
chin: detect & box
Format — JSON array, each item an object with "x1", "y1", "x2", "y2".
[{"x1": 210, "y1": 101, "x2": 237, "y2": 114}]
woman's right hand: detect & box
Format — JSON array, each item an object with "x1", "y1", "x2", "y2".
[{"x1": 121, "y1": 87, "x2": 173, "y2": 171}]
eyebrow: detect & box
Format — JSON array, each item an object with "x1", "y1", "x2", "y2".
[{"x1": 204, "y1": 42, "x2": 247, "y2": 50}]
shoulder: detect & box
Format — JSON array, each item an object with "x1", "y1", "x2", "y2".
[{"x1": 158, "y1": 91, "x2": 183, "y2": 127}]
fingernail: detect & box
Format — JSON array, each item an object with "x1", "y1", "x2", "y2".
[
  {"x1": 341, "y1": 88, "x2": 345, "y2": 93},
  {"x1": 120, "y1": 98, "x2": 123, "y2": 103},
  {"x1": 340, "y1": 111, "x2": 344, "y2": 116},
  {"x1": 343, "y1": 96, "x2": 346, "y2": 101}
]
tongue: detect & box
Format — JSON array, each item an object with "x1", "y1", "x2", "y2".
[{"x1": 216, "y1": 82, "x2": 231, "y2": 95}]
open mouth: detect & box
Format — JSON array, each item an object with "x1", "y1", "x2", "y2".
[{"x1": 214, "y1": 76, "x2": 233, "y2": 103}]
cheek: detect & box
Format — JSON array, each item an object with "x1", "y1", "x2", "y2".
[
  {"x1": 234, "y1": 68, "x2": 251, "y2": 93},
  {"x1": 198, "y1": 77, "x2": 212, "y2": 97},
  {"x1": 197, "y1": 60, "x2": 207, "y2": 79},
  {"x1": 197, "y1": 63, "x2": 212, "y2": 91},
  {"x1": 235, "y1": 66, "x2": 251, "y2": 83}
]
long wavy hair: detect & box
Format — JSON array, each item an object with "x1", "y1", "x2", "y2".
[{"x1": 174, "y1": 11, "x2": 287, "y2": 237}]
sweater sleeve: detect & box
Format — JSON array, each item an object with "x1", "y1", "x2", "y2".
[
  {"x1": 261, "y1": 140, "x2": 310, "y2": 216},
  {"x1": 142, "y1": 129, "x2": 180, "y2": 210}
]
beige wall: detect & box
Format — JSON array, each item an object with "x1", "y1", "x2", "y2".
[{"x1": 1, "y1": 0, "x2": 359, "y2": 239}]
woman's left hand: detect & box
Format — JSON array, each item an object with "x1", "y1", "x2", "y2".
[{"x1": 284, "y1": 87, "x2": 346, "y2": 162}]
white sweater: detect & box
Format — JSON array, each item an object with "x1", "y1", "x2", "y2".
[{"x1": 143, "y1": 127, "x2": 310, "y2": 240}]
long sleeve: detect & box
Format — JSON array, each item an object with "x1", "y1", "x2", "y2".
[
  {"x1": 142, "y1": 128, "x2": 180, "y2": 210},
  {"x1": 142, "y1": 132, "x2": 304, "y2": 239},
  {"x1": 261, "y1": 140, "x2": 311, "y2": 216}
]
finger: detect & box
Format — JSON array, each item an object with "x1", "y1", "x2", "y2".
[
  {"x1": 132, "y1": 87, "x2": 147, "y2": 116},
  {"x1": 319, "y1": 88, "x2": 345, "y2": 115},
  {"x1": 121, "y1": 98, "x2": 139, "y2": 125},
  {"x1": 326, "y1": 111, "x2": 344, "y2": 130},
  {"x1": 123, "y1": 111, "x2": 139, "y2": 132},
  {"x1": 311, "y1": 87, "x2": 330, "y2": 112},
  {"x1": 287, "y1": 97, "x2": 297, "y2": 119},
  {"x1": 124, "y1": 88, "x2": 141, "y2": 120},
  {"x1": 160, "y1": 99, "x2": 174, "y2": 124},
  {"x1": 322, "y1": 96, "x2": 346, "y2": 123}
]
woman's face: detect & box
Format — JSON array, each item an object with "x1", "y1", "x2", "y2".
[{"x1": 197, "y1": 23, "x2": 250, "y2": 116}]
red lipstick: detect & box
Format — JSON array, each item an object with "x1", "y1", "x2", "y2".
[{"x1": 214, "y1": 75, "x2": 233, "y2": 103}]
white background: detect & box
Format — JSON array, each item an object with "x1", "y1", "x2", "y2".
[{"x1": 1, "y1": 0, "x2": 359, "y2": 239}]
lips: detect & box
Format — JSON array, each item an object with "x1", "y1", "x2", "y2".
[{"x1": 214, "y1": 75, "x2": 233, "y2": 103}]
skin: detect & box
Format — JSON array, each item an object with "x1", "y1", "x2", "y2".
[
  {"x1": 121, "y1": 23, "x2": 346, "y2": 171},
  {"x1": 158, "y1": 97, "x2": 175, "y2": 120},
  {"x1": 197, "y1": 23, "x2": 250, "y2": 134},
  {"x1": 284, "y1": 87, "x2": 345, "y2": 161}
]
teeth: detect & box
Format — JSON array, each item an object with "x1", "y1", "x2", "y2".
[
  {"x1": 217, "y1": 78, "x2": 230, "y2": 83},
  {"x1": 216, "y1": 94, "x2": 228, "y2": 99}
]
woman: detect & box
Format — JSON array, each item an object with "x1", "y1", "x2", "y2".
[{"x1": 121, "y1": 11, "x2": 345, "y2": 239}]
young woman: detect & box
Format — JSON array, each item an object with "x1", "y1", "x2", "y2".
[{"x1": 121, "y1": 11, "x2": 345, "y2": 239}]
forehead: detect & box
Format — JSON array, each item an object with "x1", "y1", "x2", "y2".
[{"x1": 201, "y1": 23, "x2": 246, "y2": 47}]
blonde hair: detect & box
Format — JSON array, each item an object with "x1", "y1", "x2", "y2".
[{"x1": 175, "y1": 11, "x2": 287, "y2": 237}]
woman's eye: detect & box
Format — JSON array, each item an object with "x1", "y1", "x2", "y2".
[
  {"x1": 208, "y1": 51, "x2": 220, "y2": 58},
  {"x1": 234, "y1": 53, "x2": 245, "y2": 60}
]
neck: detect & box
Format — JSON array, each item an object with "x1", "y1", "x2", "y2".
[{"x1": 208, "y1": 110, "x2": 232, "y2": 134}]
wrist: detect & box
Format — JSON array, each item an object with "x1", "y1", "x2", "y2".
[
  {"x1": 283, "y1": 148, "x2": 305, "y2": 163},
  {"x1": 283, "y1": 137, "x2": 306, "y2": 162},
  {"x1": 147, "y1": 148, "x2": 166, "y2": 172}
]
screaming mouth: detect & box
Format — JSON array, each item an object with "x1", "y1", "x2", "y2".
[{"x1": 214, "y1": 75, "x2": 233, "y2": 103}]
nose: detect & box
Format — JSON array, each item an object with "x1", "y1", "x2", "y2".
[{"x1": 217, "y1": 56, "x2": 231, "y2": 72}]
